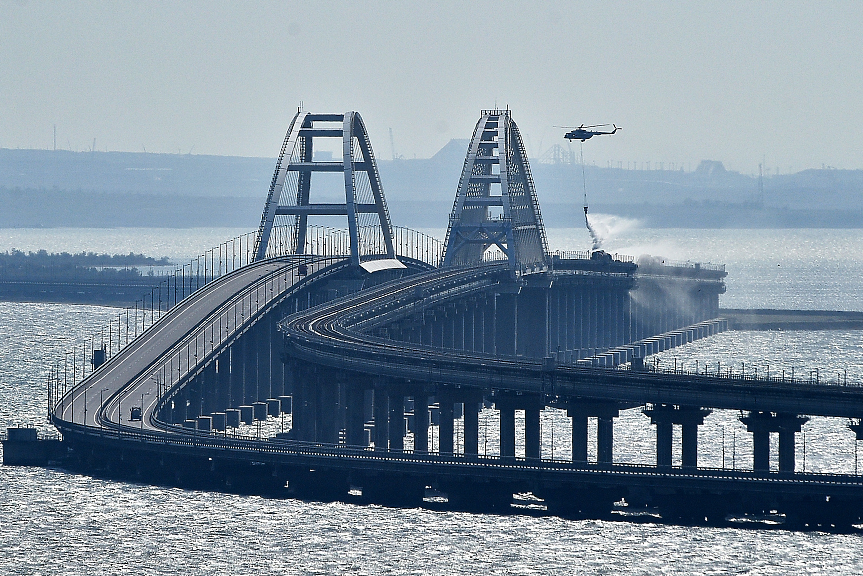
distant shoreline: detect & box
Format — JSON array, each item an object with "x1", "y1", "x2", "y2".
[{"x1": 2, "y1": 147, "x2": 862, "y2": 229}]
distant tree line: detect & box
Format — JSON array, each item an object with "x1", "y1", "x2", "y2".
[{"x1": 0, "y1": 249, "x2": 172, "y2": 282}]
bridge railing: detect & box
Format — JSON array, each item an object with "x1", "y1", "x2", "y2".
[
  {"x1": 53, "y1": 418, "x2": 863, "y2": 481},
  {"x1": 47, "y1": 225, "x2": 443, "y2": 418},
  {"x1": 599, "y1": 356, "x2": 859, "y2": 388},
  {"x1": 636, "y1": 255, "x2": 725, "y2": 272},
  {"x1": 47, "y1": 228, "x2": 264, "y2": 416},
  {"x1": 550, "y1": 249, "x2": 634, "y2": 263},
  {"x1": 146, "y1": 256, "x2": 346, "y2": 426},
  {"x1": 262, "y1": 224, "x2": 443, "y2": 267}
]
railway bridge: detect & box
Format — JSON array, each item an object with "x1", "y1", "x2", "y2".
[{"x1": 40, "y1": 109, "x2": 863, "y2": 529}]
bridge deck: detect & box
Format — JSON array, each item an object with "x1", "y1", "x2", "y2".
[
  {"x1": 282, "y1": 265, "x2": 863, "y2": 419},
  {"x1": 50, "y1": 258, "x2": 863, "y2": 509},
  {"x1": 54, "y1": 255, "x2": 341, "y2": 433}
]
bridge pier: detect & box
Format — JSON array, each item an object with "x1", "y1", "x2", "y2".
[
  {"x1": 462, "y1": 300, "x2": 474, "y2": 351},
  {"x1": 256, "y1": 323, "x2": 272, "y2": 402},
  {"x1": 373, "y1": 385, "x2": 389, "y2": 451},
  {"x1": 216, "y1": 350, "x2": 230, "y2": 412},
  {"x1": 442, "y1": 306, "x2": 455, "y2": 349},
  {"x1": 517, "y1": 285, "x2": 549, "y2": 358},
  {"x1": 269, "y1": 314, "x2": 284, "y2": 398},
  {"x1": 494, "y1": 292, "x2": 518, "y2": 356},
  {"x1": 242, "y1": 328, "x2": 258, "y2": 405},
  {"x1": 494, "y1": 394, "x2": 543, "y2": 459},
  {"x1": 463, "y1": 393, "x2": 481, "y2": 456},
  {"x1": 740, "y1": 412, "x2": 809, "y2": 472},
  {"x1": 317, "y1": 377, "x2": 339, "y2": 444},
  {"x1": 481, "y1": 294, "x2": 495, "y2": 354},
  {"x1": 345, "y1": 384, "x2": 366, "y2": 447},
  {"x1": 229, "y1": 346, "x2": 242, "y2": 411},
  {"x1": 388, "y1": 390, "x2": 405, "y2": 451},
  {"x1": 643, "y1": 405, "x2": 712, "y2": 468},
  {"x1": 567, "y1": 401, "x2": 619, "y2": 464},
  {"x1": 186, "y1": 380, "x2": 202, "y2": 420},
  {"x1": 498, "y1": 403, "x2": 516, "y2": 458},
  {"x1": 201, "y1": 361, "x2": 217, "y2": 416},
  {"x1": 438, "y1": 393, "x2": 455, "y2": 454},
  {"x1": 413, "y1": 392, "x2": 429, "y2": 452}
]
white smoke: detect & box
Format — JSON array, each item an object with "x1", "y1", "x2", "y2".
[
  {"x1": 584, "y1": 213, "x2": 640, "y2": 251},
  {"x1": 584, "y1": 211, "x2": 602, "y2": 250}
]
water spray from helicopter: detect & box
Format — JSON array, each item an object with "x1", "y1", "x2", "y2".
[
  {"x1": 579, "y1": 142, "x2": 602, "y2": 250},
  {"x1": 560, "y1": 123, "x2": 621, "y2": 252}
]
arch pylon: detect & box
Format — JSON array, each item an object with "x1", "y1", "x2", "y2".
[
  {"x1": 253, "y1": 111, "x2": 399, "y2": 270},
  {"x1": 441, "y1": 109, "x2": 549, "y2": 275}
]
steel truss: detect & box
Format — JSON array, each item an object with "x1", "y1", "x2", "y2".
[
  {"x1": 442, "y1": 109, "x2": 549, "y2": 274},
  {"x1": 253, "y1": 111, "x2": 397, "y2": 268}
]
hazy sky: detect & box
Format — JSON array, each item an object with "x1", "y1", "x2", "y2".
[{"x1": 3, "y1": 1, "x2": 862, "y2": 174}]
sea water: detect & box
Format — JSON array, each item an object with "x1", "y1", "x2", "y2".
[{"x1": 1, "y1": 226, "x2": 862, "y2": 574}]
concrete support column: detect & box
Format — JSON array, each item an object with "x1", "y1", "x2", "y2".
[
  {"x1": 681, "y1": 422, "x2": 699, "y2": 468},
  {"x1": 517, "y1": 286, "x2": 549, "y2": 358},
  {"x1": 495, "y1": 292, "x2": 517, "y2": 356},
  {"x1": 242, "y1": 330, "x2": 257, "y2": 404},
  {"x1": 256, "y1": 322, "x2": 272, "y2": 401},
  {"x1": 598, "y1": 289, "x2": 607, "y2": 351},
  {"x1": 443, "y1": 308, "x2": 454, "y2": 349},
  {"x1": 171, "y1": 389, "x2": 187, "y2": 423},
  {"x1": 597, "y1": 416, "x2": 614, "y2": 464},
  {"x1": 569, "y1": 401, "x2": 619, "y2": 464},
  {"x1": 752, "y1": 428, "x2": 770, "y2": 471},
  {"x1": 524, "y1": 407, "x2": 541, "y2": 459},
  {"x1": 574, "y1": 289, "x2": 584, "y2": 353},
  {"x1": 778, "y1": 429, "x2": 795, "y2": 473},
  {"x1": 345, "y1": 385, "x2": 366, "y2": 447},
  {"x1": 644, "y1": 405, "x2": 711, "y2": 468},
  {"x1": 201, "y1": 361, "x2": 217, "y2": 415},
  {"x1": 569, "y1": 409, "x2": 588, "y2": 463},
  {"x1": 656, "y1": 421, "x2": 673, "y2": 467},
  {"x1": 463, "y1": 302, "x2": 475, "y2": 352},
  {"x1": 548, "y1": 288, "x2": 560, "y2": 358},
  {"x1": 216, "y1": 350, "x2": 230, "y2": 412},
  {"x1": 740, "y1": 411, "x2": 809, "y2": 472},
  {"x1": 421, "y1": 313, "x2": 433, "y2": 346},
  {"x1": 373, "y1": 388, "x2": 388, "y2": 451},
  {"x1": 269, "y1": 315, "x2": 284, "y2": 398},
  {"x1": 388, "y1": 391, "x2": 404, "y2": 451},
  {"x1": 317, "y1": 376, "x2": 339, "y2": 444},
  {"x1": 413, "y1": 393, "x2": 429, "y2": 452},
  {"x1": 438, "y1": 398, "x2": 454, "y2": 455},
  {"x1": 499, "y1": 405, "x2": 516, "y2": 458},
  {"x1": 483, "y1": 295, "x2": 496, "y2": 354},
  {"x1": 463, "y1": 397, "x2": 480, "y2": 456}
]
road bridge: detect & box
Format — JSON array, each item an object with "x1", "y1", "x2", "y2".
[{"x1": 38, "y1": 109, "x2": 863, "y2": 530}]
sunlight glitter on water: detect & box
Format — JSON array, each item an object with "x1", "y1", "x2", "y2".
[{"x1": 2, "y1": 227, "x2": 863, "y2": 574}]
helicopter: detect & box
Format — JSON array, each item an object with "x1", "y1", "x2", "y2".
[{"x1": 563, "y1": 124, "x2": 620, "y2": 142}]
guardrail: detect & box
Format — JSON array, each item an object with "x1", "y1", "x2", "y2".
[
  {"x1": 638, "y1": 256, "x2": 725, "y2": 272},
  {"x1": 53, "y1": 418, "x2": 863, "y2": 484},
  {"x1": 46, "y1": 225, "x2": 445, "y2": 420}
]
